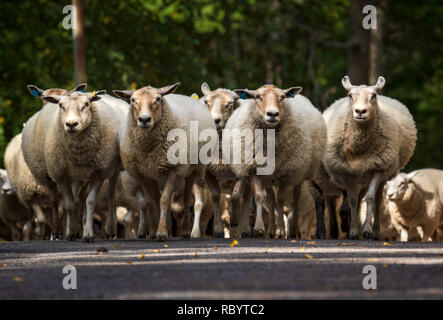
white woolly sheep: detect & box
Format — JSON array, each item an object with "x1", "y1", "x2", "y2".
[
  {"x1": 22, "y1": 83, "x2": 128, "y2": 242},
  {"x1": 114, "y1": 83, "x2": 217, "y2": 241},
  {"x1": 385, "y1": 169, "x2": 443, "y2": 241},
  {"x1": 225, "y1": 84, "x2": 326, "y2": 239},
  {"x1": 323, "y1": 76, "x2": 417, "y2": 240}
]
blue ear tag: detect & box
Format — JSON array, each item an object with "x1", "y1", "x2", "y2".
[
  {"x1": 77, "y1": 89, "x2": 85, "y2": 93},
  {"x1": 289, "y1": 92, "x2": 295, "y2": 98},
  {"x1": 32, "y1": 89, "x2": 40, "y2": 97},
  {"x1": 240, "y1": 92, "x2": 247, "y2": 100}
]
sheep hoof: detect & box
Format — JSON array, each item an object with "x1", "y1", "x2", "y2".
[
  {"x1": 50, "y1": 233, "x2": 62, "y2": 241},
  {"x1": 275, "y1": 229, "x2": 286, "y2": 239},
  {"x1": 156, "y1": 232, "x2": 168, "y2": 242},
  {"x1": 253, "y1": 227, "x2": 265, "y2": 238},
  {"x1": 230, "y1": 223, "x2": 238, "y2": 228},
  {"x1": 182, "y1": 234, "x2": 191, "y2": 240},
  {"x1": 214, "y1": 232, "x2": 224, "y2": 238},
  {"x1": 137, "y1": 233, "x2": 147, "y2": 239},
  {"x1": 349, "y1": 234, "x2": 359, "y2": 240},
  {"x1": 330, "y1": 229, "x2": 339, "y2": 240},
  {"x1": 66, "y1": 234, "x2": 77, "y2": 242},
  {"x1": 266, "y1": 233, "x2": 275, "y2": 239},
  {"x1": 106, "y1": 234, "x2": 116, "y2": 239},
  {"x1": 148, "y1": 234, "x2": 156, "y2": 241},
  {"x1": 82, "y1": 236, "x2": 94, "y2": 243},
  {"x1": 315, "y1": 230, "x2": 326, "y2": 240},
  {"x1": 362, "y1": 231, "x2": 373, "y2": 240}
]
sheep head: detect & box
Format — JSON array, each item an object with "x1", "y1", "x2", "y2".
[
  {"x1": 234, "y1": 84, "x2": 302, "y2": 127},
  {"x1": 342, "y1": 75, "x2": 385, "y2": 125},
  {"x1": 27, "y1": 85, "x2": 69, "y2": 105},
  {"x1": 201, "y1": 82, "x2": 238, "y2": 130},
  {"x1": 113, "y1": 83, "x2": 180, "y2": 130},
  {"x1": 385, "y1": 171, "x2": 418, "y2": 202},
  {"x1": 0, "y1": 169, "x2": 13, "y2": 195},
  {"x1": 41, "y1": 83, "x2": 106, "y2": 134}
]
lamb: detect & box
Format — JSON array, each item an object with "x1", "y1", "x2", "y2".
[
  {"x1": 322, "y1": 76, "x2": 417, "y2": 240},
  {"x1": 22, "y1": 83, "x2": 128, "y2": 241},
  {"x1": 4, "y1": 133, "x2": 50, "y2": 238},
  {"x1": 0, "y1": 169, "x2": 31, "y2": 240},
  {"x1": 384, "y1": 169, "x2": 443, "y2": 241},
  {"x1": 198, "y1": 83, "x2": 245, "y2": 237},
  {"x1": 225, "y1": 84, "x2": 326, "y2": 239},
  {"x1": 114, "y1": 83, "x2": 217, "y2": 241}
]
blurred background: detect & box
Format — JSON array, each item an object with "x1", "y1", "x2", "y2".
[{"x1": 0, "y1": 0, "x2": 441, "y2": 170}]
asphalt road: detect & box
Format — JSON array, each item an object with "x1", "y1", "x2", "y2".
[{"x1": 0, "y1": 238, "x2": 442, "y2": 299}]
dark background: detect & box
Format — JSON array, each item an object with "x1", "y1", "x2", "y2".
[{"x1": 0, "y1": 0, "x2": 442, "y2": 170}]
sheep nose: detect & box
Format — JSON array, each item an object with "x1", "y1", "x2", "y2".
[
  {"x1": 214, "y1": 118, "x2": 221, "y2": 125},
  {"x1": 355, "y1": 109, "x2": 367, "y2": 116},
  {"x1": 1, "y1": 187, "x2": 11, "y2": 194},
  {"x1": 266, "y1": 111, "x2": 279, "y2": 117},
  {"x1": 66, "y1": 121, "x2": 79, "y2": 129},
  {"x1": 138, "y1": 116, "x2": 152, "y2": 124}
]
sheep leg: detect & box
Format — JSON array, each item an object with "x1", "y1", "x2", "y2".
[
  {"x1": 135, "y1": 188, "x2": 149, "y2": 239},
  {"x1": 265, "y1": 187, "x2": 276, "y2": 238},
  {"x1": 32, "y1": 204, "x2": 46, "y2": 238},
  {"x1": 47, "y1": 181, "x2": 62, "y2": 240},
  {"x1": 190, "y1": 180, "x2": 204, "y2": 238},
  {"x1": 180, "y1": 178, "x2": 193, "y2": 239},
  {"x1": 238, "y1": 183, "x2": 252, "y2": 238},
  {"x1": 312, "y1": 186, "x2": 326, "y2": 240},
  {"x1": 362, "y1": 173, "x2": 384, "y2": 239},
  {"x1": 57, "y1": 181, "x2": 78, "y2": 241},
  {"x1": 275, "y1": 185, "x2": 290, "y2": 239},
  {"x1": 205, "y1": 172, "x2": 224, "y2": 238},
  {"x1": 344, "y1": 181, "x2": 363, "y2": 240},
  {"x1": 251, "y1": 176, "x2": 265, "y2": 238},
  {"x1": 104, "y1": 172, "x2": 119, "y2": 239},
  {"x1": 82, "y1": 179, "x2": 104, "y2": 242},
  {"x1": 325, "y1": 195, "x2": 339, "y2": 239},
  {"x1": 290, "y1": 185, "x2": 302, "y2": 239},
  {"x1": 372, "y1": 182, "x2": 385, "y2": 240},
  {"x1": 156, "y1": 171, "x2": 179, "y2": 241},
  {"x1": 230, "y1": 179, "x2": 245, "y2": 227}
]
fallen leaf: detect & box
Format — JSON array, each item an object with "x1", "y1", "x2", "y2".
[
  {"x1": 367, "y1": 258, "x2": 379, "y2": 262},
  {"x1": 163, "y1": 244, "x2": 169, "y2": 248},
  {"x1": 304, "y1": 254, "x2": 313, "y2": 259},
  {"x1": 0, "y1": 238, "x2": 7, "y2": 242},
  {"x1": 383, "y1": 264, "x2": 389, "y2": 268},
  {"x1": 300, "y1": 247, "x2": 305, "y2": 252},
  {"x1": 291, "y1": 240, "x2": 297, "y2": 243},
  {"x1": 212, "y1": 246, "x2": 218, "y2": 250},
  {"x1": 126, "y1": 261, "x2": 133, "y2": 264},
  {"x1": 192, "y1": 253, "x2": 199, "y2": 258},
  {"x1": 340, "y1": 242, "x2": 356, "y2": 246},
  {"x1": 12, "y1": 277, "x2": 23, "y2": 282},
  {"x1": 138, "y1": 254, "x2": 145, "y2": 260},
  {"x1": 440, "y1": 253, "x2": 443, "y2": 257},
  {"x1": 307, "y1": 241, "x2": 317, "y2": 245},
  {"x1": 135, "y1": 246, "x2": 140, "y2": 248},
  {"x1": 153, "y1": 249, "x2": 160, "y2": 253},
  {"x1": 114, "y1": 244, "x2": 120, "y2": 249},
  {"x1": 230, "y1": 240, "x2": 239, "y2": 247},
  {"x1": 383, "y1": 242, "x2": 393, "y2": 246},
  {"x1": 1, "y1": 263, "x2": 6, "y2": 268}
]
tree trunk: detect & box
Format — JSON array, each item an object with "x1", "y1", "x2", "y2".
[
  {"x1": 347, "y1": 0, "x2": 371, "y2": 85},
  {"x1": 73, "y1": 0, "x2": 86, "y2": 84},
  {"x1": 369, "y1": 0, "x2": 386, "y2": 84}
]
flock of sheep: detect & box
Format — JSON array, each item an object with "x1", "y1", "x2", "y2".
[{"x1": 0, "y1": 75, "x2": 442, "y2": 243}]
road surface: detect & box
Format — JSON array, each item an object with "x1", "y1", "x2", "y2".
[{"x1": 0, "y1": 239, "x2": 442, "y2": 299}]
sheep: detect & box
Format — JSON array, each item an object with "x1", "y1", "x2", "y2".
[
  {"x1": 322, "y1": 76, "x2": 417, "y2": 240},
  {"x1": 384, "y1": 169, "x2": 443, "y2": 241},
  {"x1": 4, "y1": 133, "x2": 51, "y2": 238},
  {"x1": 225, "y1": 84, "x2": 326, "y2": 239},
  {"x1": 22, "y1": 83, "x2": 128, "y2": 242},
  {"x1": 198, "y1": 82, "x2": 245, "y2": 237},
  {"x1": 113, "y1": 83, "x2": 217, "y2": 241},
  {"x1": 0, "y1": 169, "x2": 32, "y2": 240}
]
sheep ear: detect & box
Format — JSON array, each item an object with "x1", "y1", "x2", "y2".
[
  {"x1": 71, "y1": 83, "x2": 88, "y2": 93},
  {"x1": 27, "y1": 85, "x2": 44, "y2": 98},
  {"x1": 233, "y1": 89, "x2": 256, "y2": 99},
  {"x1": 284, "y1": 86, "x2": 302, "y2": 98},
  {"x1": 0, "y1": 169, "x2": 7, "y2": 184},
  {"x1": 89, "y1": 90, "x2": 106, "y2": 102},
  {"x1": 406, "y1": 171, "x2": 418, "y2": 183},
  {"x1": 342, "y1": 76, "x2": 354, "y2": 91},
  {"x1": 113, "y1": 90, "x2": 133, "y2": 100},
  {"x1": 42, "y1": 95, "x2": 62, "y2": 104},
  {"x1": 374, "y1": 76, "x2": 385, "y2": 91},
  {"x1": 201, "y1": 82, "x2": 211, "y2": 95},
  {"x1": 159, "y1": 82, "x2": 180, "y2": 96}
]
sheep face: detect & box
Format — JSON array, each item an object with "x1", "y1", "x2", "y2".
[
  {"x1": 234, "y1": 85, "x2": 302, "y2": 127},
  {"x1": 42, "y1": 89, "x2": 106, "y2": 134},
  {"x1": 201, "y1": 83, "x2": 238, "y2": 130},
  {"x1": 342, "y1": 75, "x2": 385, "y2": 124},
  {"x1": 0, "y1": 169, "x2": 13, "y2": 195},
  {"x1": 113, "y1": 83, "x2": 180, "y2": 130},
  {"x1": 386, "y1": 171, "x2": 417, "y2": 202}
]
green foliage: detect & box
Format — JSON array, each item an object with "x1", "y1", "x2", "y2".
[{"x1": 0, "y1": 0, "x2": 441, "y2": 170}]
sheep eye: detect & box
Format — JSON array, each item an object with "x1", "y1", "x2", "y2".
[
  {"x1": 155, "y1": 96, "x2": 161, "y2": 103},
  {"x1": 255, "y1": 95, "x2": 263, "y2": 101},
  {"x1": 348, "y1": 93, "x2": 353, "y2": 100},
  {"x1": 226, "y1": 102, "x2": 234, "y2": 108},
  {"x1": 59, "y1": 104, "x2": 65, "y2": 112},
  {"x1": 371, "y1": 93, "x2": 377, "y2": 100},
  {"x1": 81, "y1": 103, "x2": 89, "y2": 111},
  {"x1": 131, "y1": 98, "x2": 136, "y2": 104}
]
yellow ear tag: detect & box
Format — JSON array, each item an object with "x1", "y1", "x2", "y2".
[
  {"x1": 191, "y1": 93, "x2": 199, "y2": 100},
  {"x1": 92, "y1": 91, "x2": 96, "y2": 97}
]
